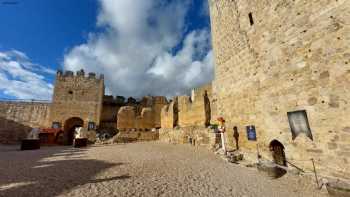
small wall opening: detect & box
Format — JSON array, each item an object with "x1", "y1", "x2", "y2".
[
  {"x1": 233, "y1": 126, "x2": 239, "y2": 150},
  {"x1": 269, "y1": 140, "x2": 287, "y2": 167},
  {"x1": 248, "y1": 12, "x2": 254, "y2": 26},
  {"x1": 173, "y1": 98, "x2": 179, "y2": 128},
  {"x1": 204, "y1": 91, "x2": 211, "y2": 127}
]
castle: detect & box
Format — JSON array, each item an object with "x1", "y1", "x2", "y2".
[
  {"x1": 0, "y1": 0, "x2": 349, "y2": 180},
  {"x1": 0, "y1": 69, "x2": 169, "y2": 145},
  {"x1": 161, "y1": 0, "x2": 350, "y2": 180}
]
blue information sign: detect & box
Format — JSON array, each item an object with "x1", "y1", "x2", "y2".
[
  {"x1": 88, "y1": 122, "x2": 95, "y2": 130},
  {"x1": 52, "y1": 122, "x2": 61, "y2": 129},
  {"x1": 246, "y1": 125, "x2": 257, "y2": 141}
]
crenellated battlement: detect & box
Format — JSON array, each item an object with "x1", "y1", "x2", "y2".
[
  {"x1": 103, "y1": 95, "x2": 168, "y2": 107},
  {"x1": 50, "y1": 69, "x2": 105, "y2": 133},
  {"x1": 56, "y1": 69, "x2": 104, "y2": 81}
]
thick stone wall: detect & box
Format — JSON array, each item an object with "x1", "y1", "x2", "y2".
[
  {"x1": 159, "y1": 127, "x2": 217, "y2": 148},
  {"x1": 117, "y1": 106, "x2": 136, "y2": 130},
  {"x1": 209, "y1": 0, "x2": 350, "y2": 179},
  {"x1": 160, "y1": 98, "x2": 178, "y2": 129},
  {"x1": 178, "y1": 84, "x2": 213, "y2": 127},
  {"x1": 152, "y1": 97, "x2": 168, "y2": 128},
  {"x1": 161, "y1": 84, "x2": 213, "y2": 129},
  {"x1": 49, "y1": 70, "x2": 104, "y2": 129},
  {"x1": 0, "y1": 101, "x2": 50, "y2": 144},
  {"x1": 160, "y1": 85, "x2": 215, "y2": 147},
  {"x1": 117, "y1": 96, "x2": 168, "y2": 131},
  {"x1": 117, "y1": 107, "x2": 156, "y2": 130},
  {"x1": 100, "y1": 96, "x2": 125, "y2": 132},
  {"x1": 113, "y1": 130, "x2": 159, "y2": 143},
  {"x1": 135, "y1": 108, "x2": 154, "y2": 129}
]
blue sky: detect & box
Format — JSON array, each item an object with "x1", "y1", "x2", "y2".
[{"x1": 0, "y1": 0, "x2": 212, "y2": 100}]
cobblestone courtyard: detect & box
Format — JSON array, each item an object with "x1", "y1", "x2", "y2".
[{"x1": 0, "y1": 142, "x2": 327, "y2": 197}]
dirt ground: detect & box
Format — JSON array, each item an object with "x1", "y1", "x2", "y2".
[{"x1": 0, "y1": 142, "x2": 328, "y2": 197}]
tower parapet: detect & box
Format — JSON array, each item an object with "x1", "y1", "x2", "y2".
[
  {"x1": 56, "y1": 69, "x2": 103, "y2": 83},
  {"x1": 50, "y1": 69, "x2": 105, "y2": 138},
  {"x1": 64, "y1": 71, "x2": 74, "y2": 77},
  {"x1": 88, "y1": 72, "x2": 96, "y2": 79},
  {"x1": 57, "y1": 70, "x2": 63, "y2": 76},
  {"x1": 76, "y1": 69, "x2": 85, "y2": 76}
]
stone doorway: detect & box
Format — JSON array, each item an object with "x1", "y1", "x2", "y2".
[
  {"x1": 269, "y1": 140, "x2": 287, "y2": 166},
  {"x1": 64, "y1": 117, "x2": 84, "y2": 145}
]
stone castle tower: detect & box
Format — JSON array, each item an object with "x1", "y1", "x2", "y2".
[
  {"x1": 49, "y1": 70, "x2": 104, "y2": 144},
  {"x1": 209, "y1": 0, "x2": 350, "y2": 178}
]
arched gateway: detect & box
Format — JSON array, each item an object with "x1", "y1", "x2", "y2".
[
  {"x1": 64, "y1": 117, "x2": 84, "y2": 145},
  {"x1": 269, "y1": 140, "x2": 287, "y2": 167}
]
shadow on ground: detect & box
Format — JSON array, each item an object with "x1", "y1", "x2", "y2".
[{"x1": 0, "y1": 145, "x2": 128, "y2": 197}]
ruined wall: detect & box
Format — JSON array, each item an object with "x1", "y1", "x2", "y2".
[
  {"x1": 135, "y1": 108, "x2": 154, "y2": 129},
  {"x1": 178, "y1": 84, "x2": 213, "y2": 127},
  {"x1": 160, "y1": 84, "x2": 213, "y2": 128},
  {"x1": 117, "y1": 96, "x2": 168, "y2": 130},
  {"x1": 117, "y1": 106, "x2": 136, "y2": 130},
  {"x1": 49, "y1": 70, "x2": 104, "y2": 129},
  {"x1": 161, "y1": 98, "x2": 178, "y2": 129},
  {"x1": 159, "y1": 127, "x2": 216, "y2": 148},
  {"x1": 152, "y1": 97, "x2": 168, "y2": 128},
  {"x1": 113, "y1": 130, "x2": 159, "y2": 143},
  {"x1": 0, "y1": 101, "x2": 50, "y2": 144},
  {"x1": 100, "y1": 96, "x2": 125, "y2": 132},
  {"x1": 159, "y1": 84, "x2": 216, "y2": 148},
  {"x1": 209, "y1": 0, "x2": 350, "y2": 179}
]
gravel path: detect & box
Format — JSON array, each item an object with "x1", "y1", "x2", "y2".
[{"x1": 0, "y1": 142, "x2": 328, "y2": 197}]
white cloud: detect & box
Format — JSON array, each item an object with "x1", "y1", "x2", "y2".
[
  {"x1": 0, "y1": 50, "x2": 54, "y2": 100},
  {"x1": 64, "y1": 0, "x2": 213, "y2": 98}
]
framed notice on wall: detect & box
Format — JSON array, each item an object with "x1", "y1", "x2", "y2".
[
  {"x1": 88, "y1": 122, "x2": 95, "y2": 130},
  {"x1": 52, "y1": 122, "x2": 61, "y2": 129},
  {"x1": 246, "y1": 125, "x2": 257, "y2": 141},
  {"x1": 287, "y1": 110, "x2": 313, "y2": 141}
]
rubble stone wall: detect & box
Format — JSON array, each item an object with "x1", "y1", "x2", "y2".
[
  {"x1": 49, "y1": 71, "x2": 104, "y2": 129},
  {"x1": 159, "y1": 126, "x2": 217, "y2": 148},
  {"x1": 117, "y1": 96, "x2": 168, "y2": 130},
  {"x1": 160, "y1": 98, "x2": 178, "y2": 129},
  {"x1": 100, "y1": 96, "x2": 125, "y2": 132},
  {"x1": 117, "y1": 106, "x2": 136, "y2": 130},
  {"x1": 161, "y1": 84, "x2": 213, "y2": 129},
  {"x1": 113, "y1": 130, "x2": 159, "y2": 143},
  {"x1": 0, "y1": 102, "x2": 51, "y2": 144},
  {"x1": 209, "y1": 0, "x2": 350, "y2": 179}
]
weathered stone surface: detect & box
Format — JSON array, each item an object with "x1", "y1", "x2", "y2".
[
  {"x1": 113, "y1": 130, "x2": 159, "y2": 143},
  {"x1": 161, "y1": 98, "x2": 178, "y2": 129},
  {"x1": 327, "y1": 143, "x2": 338, "y2": 150},
  {"x1": 100, "y1": 95, "x2": 124, "y2": 133},
  {"x1": 117, "y1": 106, "x2": 136, "y2": 130},
  {"x1": 49, "y1": 71, "x2": 104, "y2": 130},
  {"x1": 159, "y1": 126, "x2": 215, "y2": 148},
  {"x1": 342, "y1": 127, "x2": 350, "y2": 133},
  {"x1": 161, "y1": 84, "x2": 214, "y2": 128},
  {"x1": 0, "y1": 102, "x2": 50, "y2": 144},
  {"x1": 209, "y1": 0, "x2": 350, "y2": 179},
  {"x1": 116, "y1": 96, "x2": 168, "y2": 131}
]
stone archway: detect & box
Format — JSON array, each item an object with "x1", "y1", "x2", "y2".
[
  {"x1": 64, "y1": 117, "x2": 84, "y2": 145},
  {"x1": 269, "y1": 140, "x2": 287, "y2": 167}
]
